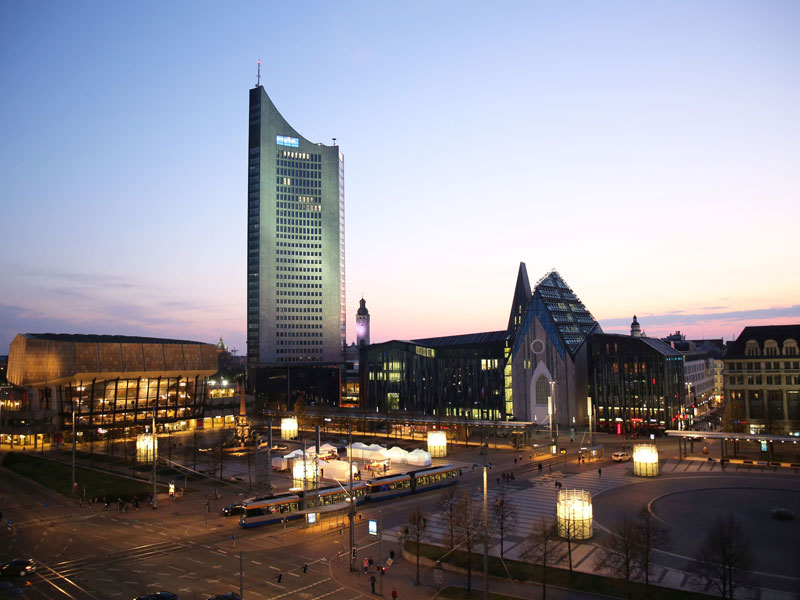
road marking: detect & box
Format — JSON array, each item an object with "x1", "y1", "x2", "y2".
[
  {"x1": 186, "y1": 558, "x2": 204, "y2": 564},
  {"x1": 251, "y1": 560, "x2": 263, "y2": 565}
]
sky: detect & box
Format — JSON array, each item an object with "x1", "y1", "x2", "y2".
[{"x1": 1, "y1": 1, "x2": 799, "y2": 355}]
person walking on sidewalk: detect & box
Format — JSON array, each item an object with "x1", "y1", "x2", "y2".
[
  {"x1": 369, "y1": 574, "x2": 376, "y2": 594},
  {"x1": 598, "y1": 467, "x2": 602, "y2": 478},
  {"x1": 391, "y1": 588, "x2": 398, "y2": 599}
]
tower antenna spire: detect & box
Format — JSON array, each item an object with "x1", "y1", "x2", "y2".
[{"x1": 256, "y1": 59, "x2": 261, "y2": 87}]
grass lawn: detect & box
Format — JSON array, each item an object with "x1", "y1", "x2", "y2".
[
  {"x1": 2, "y1": 452, "x2": 156, "y2": 502},
  {"x1": 409, "y1": 542, "x2": 717, "y2": 600}
]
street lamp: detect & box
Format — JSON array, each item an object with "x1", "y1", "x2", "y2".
[
  {"x1": 683, "y1": 382, "x2": 693, "y2": 431},
  {"x1": 548, "y1": 381, "x2": 557, "y2": 444},
  {"x1": 152, "y1": 407, "x2": 158, "y2": 509},
  {"x1": 73, "y1": 384, "x2": 85, "y2": 495},
  {"x1": 483, "y1": 464, "x2": 489, "y2": 600}
]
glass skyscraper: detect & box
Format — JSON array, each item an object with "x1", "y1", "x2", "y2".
[{"x1": 247, "y1": 85, "x2": 345, "y2": 367}]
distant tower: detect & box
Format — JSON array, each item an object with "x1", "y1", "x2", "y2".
[
  {"x1": 630, "y1": 315, "x2": 645, "y2": 337},
  {"x1": 356, "y1": 298, "x2": 370, "y2": 346},
  {"x1": 216, "y1": 335, "x2": 228, "y2": 354}
]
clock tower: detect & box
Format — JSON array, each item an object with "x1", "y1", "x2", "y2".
[{"x1": 356, "y1": 298, "x2": 370, "y2": 347}]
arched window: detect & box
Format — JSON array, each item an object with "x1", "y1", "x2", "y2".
[
  {"x1": 783, "y1": 339, "x2": 798, "y2": 356},
  {"x1": 535, "y1": 376, "x2": 550, "y2": 406},
  {"x1": 745, "y1": 340, "x2": 760, "y2": 357},
  {"x1": 764, "y1": 340, "x2": 779, "y2": 357}
]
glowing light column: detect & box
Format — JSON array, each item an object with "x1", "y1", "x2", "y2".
[
  {"x1": 633, "y1": 444, "x2": 659, "y2": 477},
  {"x1": 281, "y1": 417, "x2": 298, "y2": 440},
  {"x1": 427, "y1": 431, "x2": 447, "y2": 458},
  {"x1": 557, "y1": 489, "x2": 593, "y2": 540}
]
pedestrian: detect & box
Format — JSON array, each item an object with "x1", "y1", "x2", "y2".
[
  {"x1": 369, "y1": 574, "x2": 376, "y2": 594},
  {"x1": 554, "y1": 480, "x2": 558, "y2": 489},
  {"x1": 548, "y1": 464, "x2": 551, "y2": 473},
  {"x1": 514, "y1": 458, "x2": 517, "y2": 465},
  {"x1": 496, "y1": 477, "x2": 500, "y2": 485},
  {"x1": 363, "y1": 557, "x2": 369, "y2": 574},
  {"x1": 391, "y1": 588, "x2": 398, "y2": 599},
  {"x1": 537, "y1": 463, "x2": 542, "y2": 472},
  {"x1": 598, "y1": 467, "x2": 602, "y2": 478},
  {"x1": 79, "y1": 498, "x2": 83, "y2": 508}
]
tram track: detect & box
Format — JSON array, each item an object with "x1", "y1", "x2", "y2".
[{"x1": 32, "y1": 539, "x2": 197, "y2": 582}]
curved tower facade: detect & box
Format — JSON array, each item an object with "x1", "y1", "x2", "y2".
[{"x1": 247, "y1": 85, "x2": 345, "y2": 366}]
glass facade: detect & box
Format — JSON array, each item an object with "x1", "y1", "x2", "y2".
[
  {"x1": 247, "y1": 86, "x2": 344, "y2": 367},
  {"x1": 360, "y1": 334, "x2": 507, "y2": 418},
  {"x1": 58, "y1": 376, "x2": 207, "y2": 430},
  {"x1": 588, "y1": 334, "x2": 684, "y2": 434}
]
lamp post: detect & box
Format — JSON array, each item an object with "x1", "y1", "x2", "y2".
[
  {"x1": 73, "y1": 384, "x2": 84, "y2": 495},
  {"x1": 549, "y1": 381, "x2": 557, "y2": 444},
  {"x1": 348, "y1": 425, "x2": 356, "y2": 572},
  {"x1": 683, "y1": 382, "x2": 692, "y2": 431},
  {"x1": 152, "y1": 408, "x2": 158, "y2": 509},
  {"x1": 482, "y1": 464, "x2": 489, "y2": 600}
]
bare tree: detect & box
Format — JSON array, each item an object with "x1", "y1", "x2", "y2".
[
  {"x1": 521, "y1": 516, "x2": 562, "y2": 600},
  {"x1": 688, "y1": 513, "x2": 753, "y2": 600},
  {"x1": 453, "y1": 492, "x2": 485, "y2": 594},
  {"x1": 632, "y1": 506, "x2": 670, "y2": 593},
  {"x1": 597, "y1": 512, "x2": 637, "y2": 599},
  {"x1": 404, "y1": 503, "x2": 428, "y2": 586},
  {"x1": 437, "y1": 485, "x2": 459, "y2": 549},
  {"x1": 558, "y1": 504, "x2": 577, "y2": 574},
  {"x1": 492, "y1": 483, "x2": 518, "y2": 559}
]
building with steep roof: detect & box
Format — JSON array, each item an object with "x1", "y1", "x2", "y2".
[
  {"x1": 357, "y1": 263, "x2": 688, "y2": 436},
  {"x1": 508, "y1": 268, "x2": 600, "y2": 430}
]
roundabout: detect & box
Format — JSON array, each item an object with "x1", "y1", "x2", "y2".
[{"x1": 592, "y1": 471, "x2": 800, "y2": 591}]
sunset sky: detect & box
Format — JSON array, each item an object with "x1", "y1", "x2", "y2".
[{"x1": 1, "y1": 1, "x2": 799, "y2": 354}]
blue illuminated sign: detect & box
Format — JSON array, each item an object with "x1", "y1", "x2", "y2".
[{"x1": 276, "y1": 135, "x2": 299, "y2": 147}]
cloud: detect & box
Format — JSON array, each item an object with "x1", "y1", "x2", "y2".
[{"x1": 600, "y1": 305, "x2": 800, "y2": 328}]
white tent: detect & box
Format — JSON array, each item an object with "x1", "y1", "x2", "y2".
[
  {"x1": 385, "y1": 446, "x2": 408, "y2": 462},
  {"x1": 406, "y1": 448, "x2": 432, "y2": 466},
  {"x1": 321, "y1": 460, "x2": 358, "y2": 481}
]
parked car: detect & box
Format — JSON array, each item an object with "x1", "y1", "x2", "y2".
[
  {"x1": 611, "y1": 451, "x2": 631, "y2": 462},
  {"x1": 0, "y1": 559, "x2": 36, "y2": 577},
  {"x1": 133, "y1": 592, "x2": 179, "y2": 600},
  {"x1": 207, "y1": 594, "x2": 241, "y2": 600},
  {"x1": 222, "y1": 502, "x2": 245, "y2": 517}
]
